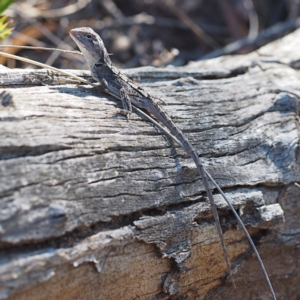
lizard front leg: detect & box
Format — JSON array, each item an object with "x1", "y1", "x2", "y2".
[
  {"x1": 77, "y1": 78, "x2": 109, "y2": 95},
  {"x1": 118, "y1": 87, "x2": 132, "y2": 119},
  {"x1": 95, "y1": 78, "x2": 110, "y2": 93}
]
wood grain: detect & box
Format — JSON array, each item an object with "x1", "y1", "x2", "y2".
[{"x1": 1, "y1": 28, "x2": 300, "y2": 300}]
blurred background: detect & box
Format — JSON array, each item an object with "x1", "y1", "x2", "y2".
[{"x1": 1, "y1": 0, "x2": 300, "y2": 70}]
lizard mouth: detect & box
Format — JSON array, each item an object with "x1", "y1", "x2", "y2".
[
  {"x1": 69, "y1": 29, "x2": 80, "y2": 40},
  {"x1": 69, "y1": 30, "x2": 88, "y2": 52}
]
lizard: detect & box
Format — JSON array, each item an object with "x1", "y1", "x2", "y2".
[{"x1": 69, "y1": 27, "x2": 276, "y2": 299}]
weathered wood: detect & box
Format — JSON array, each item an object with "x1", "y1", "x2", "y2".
[{"x1": 1, "y1": 28, "x2": 300, "y2": 300}]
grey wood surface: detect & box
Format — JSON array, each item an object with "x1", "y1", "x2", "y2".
[{"x1": 0, "y1": 28, "x2": 300, "y2": 300}]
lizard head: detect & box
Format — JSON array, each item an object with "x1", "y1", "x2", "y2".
[{"x1": 70, "y1": 27, "x2": 111, "y2": 67}]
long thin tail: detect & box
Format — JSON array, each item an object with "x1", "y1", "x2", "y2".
[
  {"x1": 133, "y1": 100, "x2": 276, "y2": 299},
  {"x1": 149, "y1": 101, "x2": 234, "y2": 284},
  {"x1": 125, "y1": 97, "x2": 276, "y2": 299},
  {"x1": 190, "y1": 150, "x2": 235, "y2": 286},
  {"x1": 205, "y1": 169, "x2": 277, "y2": 299}
]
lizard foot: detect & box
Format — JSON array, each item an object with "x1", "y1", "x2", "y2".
[{"x1": 115, "y1": 108, "x2": 132, "y2": 120}]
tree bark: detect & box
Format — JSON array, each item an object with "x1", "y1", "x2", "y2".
[{"x1": 1, "y1": 28, "x2": 300, "y2": 300}]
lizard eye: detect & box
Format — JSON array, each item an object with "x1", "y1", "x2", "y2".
[
  {"x1": 95, "y1": 63, "x2": 103, "y2": 67},
  {"x1": 86, "y1": 34, "x2": 92, "y2": 39}
]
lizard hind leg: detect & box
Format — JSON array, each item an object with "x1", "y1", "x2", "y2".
[{"x1": 119, "y1": 87, "x2": 132, "y2": 119}]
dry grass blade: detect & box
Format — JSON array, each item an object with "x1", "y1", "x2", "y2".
[
  {"x1": 0, "y1": 44, "x2": 81, "y2": 54},
  {"x1": 17, "y1": 0, "x2": 92, "y2": 18},
  {"x1": 164, "y1": 0, "x2": 219, "y2": 49},
  {"x1": 0, "y1": 51, "x2": 93, "y2": 85}
]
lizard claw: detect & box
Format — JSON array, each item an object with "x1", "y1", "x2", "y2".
[{"x1": 116, "y1": 108, "x2": 132, "y2": 120}]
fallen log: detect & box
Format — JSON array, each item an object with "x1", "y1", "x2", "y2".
[{"x1": 1, "y1": 28, "x2": 300, "y2": 300}]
